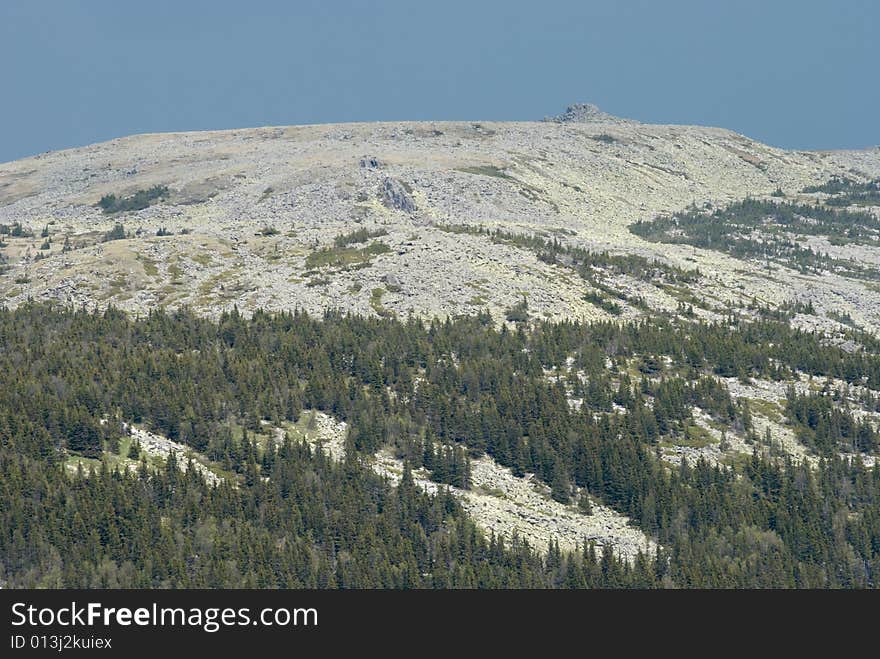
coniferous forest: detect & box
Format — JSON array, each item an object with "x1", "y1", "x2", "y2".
[{"x1": 2, "y1": 302, "x2": 880, "y2": 588}]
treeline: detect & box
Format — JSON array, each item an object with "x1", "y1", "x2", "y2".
[
  {"x1": 630, "y1": 198, "x2": 880, "y2": 280},
  {"x1": 786, "y1": 386, "x2": 878, "y2": 454},
  {"x1": 803, "y1": 176, "x2": 880, "y2": 207},
  {"x1": 2, "y1": 303, "x2": 880, "y2": 587}
]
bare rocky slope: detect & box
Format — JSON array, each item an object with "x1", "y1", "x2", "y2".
[{"x1": 2, "y1": 105, "x2": 879, "y2": 331}]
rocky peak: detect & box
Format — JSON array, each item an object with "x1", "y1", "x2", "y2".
[
  {"x1": 544, "y1": 103, "x2": 636, "y2": 125},
  {"x1": 378, "y1": 177, "x2": 416, "y2": 213}
]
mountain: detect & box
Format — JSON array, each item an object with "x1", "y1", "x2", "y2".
[
  {"x1": 3, "y1": 107, "x2": 880, "y2": 588},
  {"x1": 2, "y1": 106, "x2": 879, "y2": 331}
]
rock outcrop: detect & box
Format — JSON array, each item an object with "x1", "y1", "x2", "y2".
[
  {"x1": 544, "y1": 102, "x2": 636, "y2": 124},
  {"x1": 378, "y1": 177, "x2": 416, "y2": 213}
]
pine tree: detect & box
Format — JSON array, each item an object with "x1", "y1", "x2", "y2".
[
  {"x1": 578, "y1": 491, "x2": 593, "y2": 515},
  {"x1": 551, "y1": 462, "x2": 571, "y2": 504}
]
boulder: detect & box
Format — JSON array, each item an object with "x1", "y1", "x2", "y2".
[{"x1": 379, "y1": 178, "x2": 416, "y2": 213}]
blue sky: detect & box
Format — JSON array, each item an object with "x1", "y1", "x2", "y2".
[{"x1": 1, "y1": 0, "x2": 877, "y2": 162}]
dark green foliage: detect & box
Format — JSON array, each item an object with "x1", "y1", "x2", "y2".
[
  {"x1": 423, "y1": 440, "x2": 471, "y2": 489},
  {"x1": 584, "y1": 291, "x2": 622, "y2": 315},
  {"x1": 803, "y1": 176, "x2": 859, "y2": 194},
  {"x1": 630, "y1": 198, "x2": 880, "y2": 280},
  {"x1": 551, "y1": 463, "x2": 571, "y2": 503},
  {"x1": 0, "y1": 222, "x2": 33, "y2": 238},
  {"x1": 803, "y1": 176, "x2": 880, "y2": 206},
  {"x1": 827, "y1": 310, "x2": 857, "y2": 328},
  {"x1": 786, "y1": 386, "x2": 878, "y2": 455},
  {"x1": 66, "y1": 418, "x2": 103, "y2": 458},
  {"x1": 127, "y1": 438, "x2": 140, "y2": 460},
  {"x1": 103, "y1": 223, "x2": 126, "y2": 242},
  {"x1": 333, "y1": 227, "x2": 389, "y2": 248},
  {"x1": 98, "y1": 185, "x2": 169, "y2": 214},
  {"x1": 578, "y1": 492, "x2": 593, "y2": 515},
  {"x1": 1, "y1": 303, "x2": 880, "y2": 588},
  {"x1": 505, "y1": 297, "x2": 529, "y2": 323}
]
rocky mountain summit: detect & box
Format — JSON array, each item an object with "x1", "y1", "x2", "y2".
[{"x1": 1, "y1": 106, "x2": 879, "y2": 332}]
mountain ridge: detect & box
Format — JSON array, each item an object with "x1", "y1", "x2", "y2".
[{"x1": 2, "y1": 109, "x2": 879, "y2": 332}]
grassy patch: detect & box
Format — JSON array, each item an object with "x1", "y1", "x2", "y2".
[
  {"x1": 370, "y1": 287, "x2": 393, "y2": 317},
  {"x1": 333, "y1": 227, "x2": 389, "y2": 248},
  {"x1": 476, "y1": 485, "x2": 507, "y2": 499},
  {"x1": 668, "y1": 424, "x2": 717, "y2": 448},
  {"x1": 139, "y1": 256, "x2": 159, "y2": 277},
  {"x1": 305, "y1": 241, "x2": 390, "y2": 269},
  {"x1": 105, "y1": 275, "x2": 128, "y2": 299},
  {"x1": 198, "y1": 269, "x2": 241, "y2": 298},
  {"x1": 167, "y1": 261, "x2": 184, "y2": 283},
  {"x1": 748, "y1": 397, "x2": 783, "y2": 423},
  {"x1": 466, "y1": 278, "x2": 490, "y2": 293},
  {"x1": 190, "y1": 252, "x2": 212, "y2": 267},
  {"x1": 456, "y1": 165, "x2": 550, "y2": 206},
  {"x1": 457, "y1": 165, "x2": 513, "y2": 180}
]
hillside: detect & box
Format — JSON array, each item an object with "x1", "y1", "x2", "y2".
[
  {"x1": 3, "y1": 107, "x2": 880, "y2": 588},
  {"x1": 2, "y1": 106, "x2": 879, "y2": 330}
]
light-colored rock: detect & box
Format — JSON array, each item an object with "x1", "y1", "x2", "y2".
[
  {"x1": 127, "y1": 424, "x2": 225, "y2": 487},
  {"x1": 293, "y1": 411, "x2": 654, "y2": 560},
  {"x1": 1, "y1": 118, "x2": 878, "y2": 330}
]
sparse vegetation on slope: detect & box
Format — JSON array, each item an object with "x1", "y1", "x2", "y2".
[
  {"x1": 98, "y1": 185, "x2": 169, "y2": 214},
  {"x1": 439, "y1": 224, "x2": 700, "y2": 285},
  {"x1": 305, "y1": 240, "x2": 391, "y2": 270},
  {"x1": 630, "y1": 198, "x2": 880, "y2": 280},
  {"x1": 333, "y1": 227, "x2": 389, "y2": 248},
  {"x1": 803, "y1": 176, "x2": 880, "y2": 206}
]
